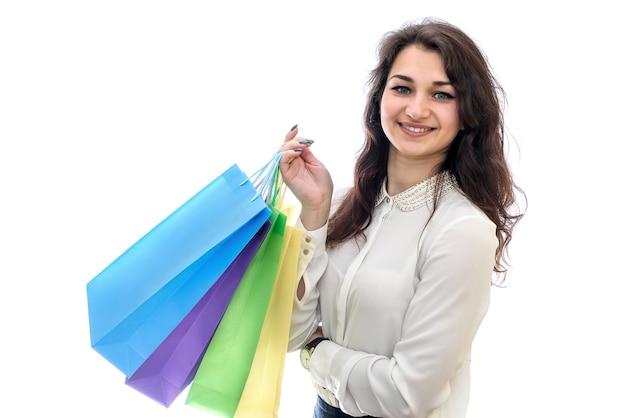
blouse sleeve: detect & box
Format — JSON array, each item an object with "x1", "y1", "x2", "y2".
[
  {"x1": 287, "y1": 188, "x2": 349, "y2": 352},
  {"x1": 308, "y1": 214, "x2": 498, "y2": 418},
  {"x1": 286, "y1": 218, "x2": 329, "y2": 352}
]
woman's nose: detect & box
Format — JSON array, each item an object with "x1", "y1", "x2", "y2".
[{"x1": 405, "y1": 95, "x2": 429, "y2": 119}]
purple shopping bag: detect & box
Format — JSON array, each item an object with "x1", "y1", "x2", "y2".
[{"x1": 124, "y1": 220, "x2": 271, "y2": 407}]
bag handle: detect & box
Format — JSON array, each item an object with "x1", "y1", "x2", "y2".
[{"x1": 247, "y1": 152, "x2": 285, "y2": 208}]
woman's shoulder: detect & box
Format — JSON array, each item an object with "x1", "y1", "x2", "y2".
[
  {"x1": 330, "y1": 186, "x2": 351, "y2": 214},
  {"x1": 332, "y1": 186, "x2": 351, "y2": 200},
  {"x1": 423, "y1": 189, "x2": 498, "y2": 256},
  {"x1": 435, "y1": 187, "x2": 494, "y2": 227}
]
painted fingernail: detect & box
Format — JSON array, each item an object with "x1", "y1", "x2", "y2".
[
  {"x1": 294, "y1": 148, "x2": 303, "y2": 152},
  {"x1": 299, "y1": 139, "x2": 314, "y2": 145},
  {"x1": 290, "y1": 124, "x2": 298, "y2": 131}
]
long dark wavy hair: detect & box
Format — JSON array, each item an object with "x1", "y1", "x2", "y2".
[{"x1": 327, "y1": 18, "x2": 526, "y2": 280}]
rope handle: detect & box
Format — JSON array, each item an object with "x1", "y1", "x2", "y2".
[{"x1": 248, "y1": 152, "x2": 285, "y2": 208}]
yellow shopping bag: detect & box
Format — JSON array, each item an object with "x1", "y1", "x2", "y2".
[{"x1": 233, "y1": 221, "x2": 301, "y2": 418}]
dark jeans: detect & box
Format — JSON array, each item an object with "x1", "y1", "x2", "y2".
[{"x1": 313, "y1": 396, "x2": 379, "y2": 418}]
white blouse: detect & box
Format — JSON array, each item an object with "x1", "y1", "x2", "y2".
[{"x1": 288, "y1": 172, "x2": 498, "y2": 418}]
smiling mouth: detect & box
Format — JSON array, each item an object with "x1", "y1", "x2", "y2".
[{"x1": 401, "y1": 124, "x2": 432, "y2": 133}]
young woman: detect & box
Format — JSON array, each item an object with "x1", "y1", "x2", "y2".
[{"x1": 279, "y1": 18, "x2": 525, "y2": 418}]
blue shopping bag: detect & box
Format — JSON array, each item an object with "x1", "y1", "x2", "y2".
[{"x1": 87, "y1": 164, "x2": 271, "y2": 377}]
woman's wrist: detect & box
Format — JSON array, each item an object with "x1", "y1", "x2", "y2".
[
  {"x1": 305, "y1": 327, "x2": 325, "y2": 345},
  {"x1": 299, "y1": 203, "x2": 331, "y2": 231}
]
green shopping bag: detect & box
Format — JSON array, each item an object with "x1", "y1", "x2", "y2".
[{"x1": 185, "y1": 207, "x2": 287, "y2": 417}]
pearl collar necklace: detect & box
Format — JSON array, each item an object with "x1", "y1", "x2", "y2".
[{"x1": 375, "y1": 171, "x2": 458, "y2": 212}]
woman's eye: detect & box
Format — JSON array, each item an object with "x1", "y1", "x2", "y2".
[
  {"x1": 392, "y1": 86, "x2": 411, "y2": 94},
  {"x1": 433, "y1": 92, "x2": 454, "y2": 99}
]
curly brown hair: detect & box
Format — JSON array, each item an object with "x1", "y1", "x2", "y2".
[{"x1": 327, "y1": 18, "x2": 526, "y2": 280}]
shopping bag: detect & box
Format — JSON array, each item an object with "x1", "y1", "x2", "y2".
[
  {"x1": 87, "y1": 164, "x2": 271, "y2": 377},
  {"x1": 234, "y1": 222, "x2": 301, "y2": 418},
  {"x1": 185, "y1": 153, "x2": 300, "y2": 417},
  {"x1": 124, "y1": 219, "x2": 271, "y2": 407},
  {"x1": 185, "y1": 206, "x2": 288, "y2": 417}
]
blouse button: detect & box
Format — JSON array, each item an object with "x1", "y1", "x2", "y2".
[
  {"x1": 303, "y1": 249, "x2": 310, "y2": 255},
  {"x1": 386, "y1": 197, "x2": 391, "y2": 203},
  {"x1": 305, "y1": 237, "x2": 311, "y2": 243}
]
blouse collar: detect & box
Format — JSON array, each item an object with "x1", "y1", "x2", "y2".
[{"x1": 375, "y1": 171, "x2": 458, "y2": 212}]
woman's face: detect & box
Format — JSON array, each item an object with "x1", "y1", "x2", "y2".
[{"x1": 380, "y1": 45, "x2": 462, "y2": 167}]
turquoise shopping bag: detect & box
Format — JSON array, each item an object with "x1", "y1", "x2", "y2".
[{"x1": 87, "y1": 164, "x2": 271, "y2": 377}]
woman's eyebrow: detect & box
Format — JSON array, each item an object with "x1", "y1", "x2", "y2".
[
  {"x1": 389, "y1": 74, "x2": 452, "y2": 86},
  {"x1": 389, "y1": 74, "x2": 413, "y2": 82}
]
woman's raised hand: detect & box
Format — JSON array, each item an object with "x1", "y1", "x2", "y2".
[{"x1": 278, "y1": 125, "x2": 333, "y2": 231}]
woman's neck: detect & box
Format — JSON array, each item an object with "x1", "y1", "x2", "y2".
[{"x1": 386, "y1": 157, "x2": 442, "y2": 196}]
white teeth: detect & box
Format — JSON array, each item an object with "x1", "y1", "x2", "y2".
[{"x1": 403, "y1": 124, "x2": 430, "y2": 133}]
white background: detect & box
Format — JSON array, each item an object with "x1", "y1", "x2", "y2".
[{"x1": 1, "y1": 1, "x2": 624, "y2": 417}]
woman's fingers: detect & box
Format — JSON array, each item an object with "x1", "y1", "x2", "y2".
[
  {"x1": 283, "y1": 124, "x2": 298, "y2": 143},
  {"x1": 279, "y1": 125, "x2": 314, "y2": 165},
  {"x1": 283, "y1": 148, "x2": 302, "y2": 165}
]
